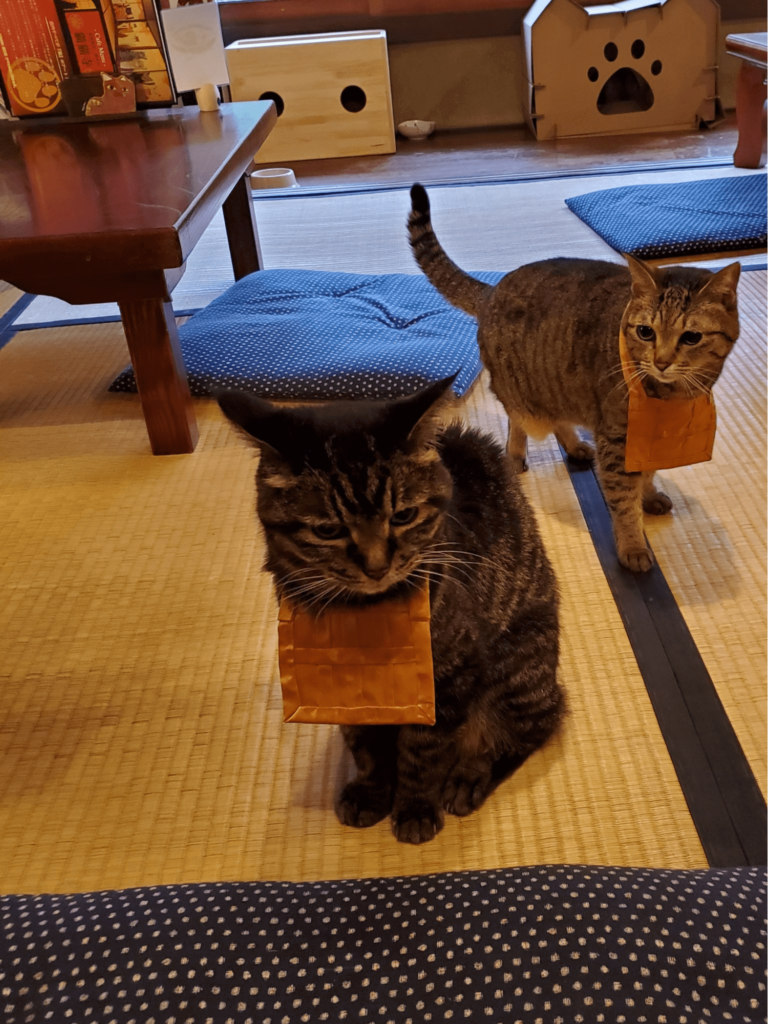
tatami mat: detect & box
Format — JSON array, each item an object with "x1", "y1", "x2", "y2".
[
  {"x1": 14, "y1": 163, "x2": 765, "y2": 329},
  {"x1": 644, "y1": 271, "x2": 767, "y2": 796},
  {"x1": 0, "y1": 321, "x2": 716, "y2": 894}
]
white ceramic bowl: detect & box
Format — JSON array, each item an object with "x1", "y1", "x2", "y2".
[
  {"x1": 250, "y1": 167, "x2": 299, "y2": 189},
  {"x1": 397, "y1": 119, "x2": 436, "y2": 140}
]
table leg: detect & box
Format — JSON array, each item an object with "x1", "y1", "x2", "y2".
[
  {"x1": 223, "y1": 174, "x2": 263, "y2": 280},
  {"x1": 118, "y1": 297, "x2": 199, "y2": 455},
  {"x1": 733, "y1": 62, "x2": 767, "y2": 169}
]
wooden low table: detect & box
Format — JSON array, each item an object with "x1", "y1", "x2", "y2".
[
  {"x1": 0, "y1": 100, "x2": 277, "y2": 455},
  {"x1": 726, "y1": 32, "x2": 767, "y2": 169}
]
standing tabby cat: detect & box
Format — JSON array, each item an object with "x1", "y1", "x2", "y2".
[
  {"x1": 408, "y1": 183, "x2": 741, "y2": 572},
  {"x1": 217, "y1": 380, "x2": 564, "y2": 844}
]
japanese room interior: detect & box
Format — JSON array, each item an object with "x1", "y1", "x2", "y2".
[{"x1": 0, "y1": 1, "x2": 766, "y2": 1022}]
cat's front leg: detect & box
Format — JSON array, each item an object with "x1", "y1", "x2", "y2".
[
  {"x1": 505, "y1": 416, "x2": 529, "y2": 474},
  {"x1": 391, "y1": 725, "x2": 456, "y2": 844},
  {"x1": 594, "y1": 433, "x2": 653, "y2": 572},
  {"x1": 336, "y1": 725, "x2": 398, "y2": 829}
]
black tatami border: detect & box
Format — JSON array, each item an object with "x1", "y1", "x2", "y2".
[{"x1": 560, "y1": 451, "x2": 767, "y2": 868}]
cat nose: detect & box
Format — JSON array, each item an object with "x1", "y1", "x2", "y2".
[
  {"x1": 365, "y1": 565, "x2": 389, "y2": 580},
  {"x1": 654, "y1": 357, "x2": 672, "y2": 370}
]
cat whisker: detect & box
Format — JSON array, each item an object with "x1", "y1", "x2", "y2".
[
  {"x1": 424, "y1": 544, "x2": 517, "y2": 582},
  {"x1": 286, "y1": 582, "x2": 339, "y2": 605},
  {"x1": 307, "y1": 583, "x2": 348, "y2": 616},
  {"x1": 607, "y1": 364, "x2": 647, "y2": 398},
  {"x1": 280, "y1": 566, "x2": 328, "y2": 583},
  {"x1": 419, "y1": 559, "x2": 474, "y2": 584},
  {"x1": 409, "y1": 567, "x2": 471, "y2": 597},
  {"x1": 600, "y1": 361, "x2": 630, "y2": 384}
]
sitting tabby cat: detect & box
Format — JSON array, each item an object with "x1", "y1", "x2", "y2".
[
  {"x1": 217, "y1": 380, "x2": 564, "y2": 844},
  {"x1": 408, "y1": 183, "x2": 741, "y2": 572}
]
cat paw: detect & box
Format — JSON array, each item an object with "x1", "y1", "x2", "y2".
[
  {"x1": 565, "y1": 441, "x2": 595, "y2": 463},
  {"x1": 643, "y1": 491, "x2": 673, "y2": 516},
  {"x1": 392, "y1": 801, "x2": 444, "y2": 844},
  {"x1": 336, "y1": 781, "x2": 393, "y2": 829},
  {"x1": 508, "y1": 456, "x2": 528, "y2": 475},
  {"x1": 443, "y1": 772, "x2": 492, "y2": 817},
  {"x1": 618, "y1": 545, "x2": 654, "y2": 573}
]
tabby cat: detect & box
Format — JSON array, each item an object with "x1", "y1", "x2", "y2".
[
  {"x1": 217, "y1": 380, "x2": 564, "y2": 845},
  {"x1": 408, "y1": 183, "x2": 741, "y2": 572}
]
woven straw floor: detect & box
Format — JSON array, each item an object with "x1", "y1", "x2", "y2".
[
  {"x1": 15, "y1": 164, "x2": 765, "y2": 328},
  {"x1": 0, "y1": 288, "x2": 764, "y2": 893},
  {"x1": 644, "y1": 271, "x2": 767, "y2": 797}
]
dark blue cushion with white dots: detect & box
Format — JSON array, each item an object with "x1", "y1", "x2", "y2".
[
  {"x1": 109, "y1": 269, "x2": 505, "y2": 401},
  {"x1": 1, "y1": 865, "x2": 765, "y2": 1024},
  {"x1": 565, "y1": 173, "x2": 767, "y2": 260}
]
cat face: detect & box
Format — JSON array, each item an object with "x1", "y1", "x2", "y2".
[
  {"x1": 217, "y1": 379, "x2": 455, "y2": 604},
  {"x1": 622, "y1": 256, "x2": 740, "y2": 398}
]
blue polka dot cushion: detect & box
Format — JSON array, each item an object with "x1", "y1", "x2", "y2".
[
  {"x1": 109, "y1": 269, "x2": 504, "y2": 401},
  {"x1": 1, "y1": 866, "x2": 765, "y2": 1024},
  {"x1": 565, "y1": 173, "x2": 767, "y2": 260}
]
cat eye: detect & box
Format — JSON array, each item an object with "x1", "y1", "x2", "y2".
[
  {"x1": 635, "y1": 324, "x2": 656, "y2": 341},
  {"x1": 390, "y1": 507, "x2": 418, "y2": 526},
  {"x1": 311, "y1": 523, "x2": 347, "y2": 540},
  {"x1": 679, "y1": 331, "x2": 702, "y2": 346}
]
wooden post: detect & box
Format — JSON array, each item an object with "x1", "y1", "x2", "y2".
[
  {"x1": 118, "y1": 297, "x2": 199, "y2": 455},
  {"x1": 733, "y1": 62, "x2": 767, "y2": 169},
  {"x1": 222, "y1": 174, "x2": 263, "y2": 280}
]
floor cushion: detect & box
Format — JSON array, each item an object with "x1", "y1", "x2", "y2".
[
  {"x1": 0, "y1": 865, "x2": 764, "y2": 1024},
  {"x1": 565, "y1": 173, "x2": 768, "y2": 260},
  {"x1": 110, "y1": 269, "x2": 504, "y2": 401}
]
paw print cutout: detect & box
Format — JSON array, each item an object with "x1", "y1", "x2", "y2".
[{"x1": 587, "y1": 39, "x2": 662, "y2": 115}]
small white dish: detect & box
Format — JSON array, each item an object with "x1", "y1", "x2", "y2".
[
  {"x1": 250, "y1": 167, "x2": 299, "y2": 189},
  {"x1": 397, "y1": 119, "x2": 436, "y2": 140}
]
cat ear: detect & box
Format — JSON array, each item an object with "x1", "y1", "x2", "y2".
[
  {"x1": 624, "y1": 253, "x2": 660, "y2": 297},
  {"x1": 215, "y1": 388, "x2": 297, "y2": 460},
  {"x1": 383, "y1": 375, "x2": 457, "y2": 448},
  {"x1": 697, "y1": 262, "x2": 741, "y2": 309}
]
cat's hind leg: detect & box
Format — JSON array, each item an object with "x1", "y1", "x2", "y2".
[
  {"x1": 445, "y1": 615, "x2": 562, "y2": 818},
  {"x1": 442, "y1": 753, "x2": 495, "y2": 816},
  {"x1": 642, "y1": 472, "x2": 673, "y2": 515},
  {"x1": 506, "y1": 415, "x2": 529, "y2": 474},
  {"x1": 336, "y1": 725, "x2": 398, "y2": 829},
  {"x1": 555, "y1": 423, "x2": 595, "y2": 463}
]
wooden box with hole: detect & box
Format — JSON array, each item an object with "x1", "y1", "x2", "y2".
[
  {"x1": 523, "y1": 0, "x2": 721, "y2": 140},
  {"x1": 225, "y1": 30, "x2": 396, "y2": 163}
]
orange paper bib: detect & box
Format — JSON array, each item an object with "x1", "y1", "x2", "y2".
[
  {"x1": 278, "y1": 586, "x2": 435, "y2": 725},
  {"x1": 620, "y1": 328, "x2": 717, "y2": 473}
]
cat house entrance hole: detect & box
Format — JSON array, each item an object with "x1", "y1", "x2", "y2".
[
  {"x1": 259, "y1": 90, "x2": 285, "y2": 116},
  {"x1": 597, "y1": 67, "x2": 654, "y2": 115},
  {"x1": 340, "y1": 85, "x2": 367, "y2": 112}
]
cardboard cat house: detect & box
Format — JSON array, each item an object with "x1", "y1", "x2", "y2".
[{"x1": 523, "y1": 0, "x2": 721, "y2": 140}]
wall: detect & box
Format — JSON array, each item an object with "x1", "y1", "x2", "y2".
[{"x1": 388, "y1": 20, "x2": 766, "y2": 131}]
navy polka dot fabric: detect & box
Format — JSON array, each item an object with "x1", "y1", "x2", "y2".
[
  {"x1": 565, "y1": 173, "x2": 767, "y2": 260},
  {"x1": 109, "y1": 270, "x2": 505, "y2": 401},
  {"x1": 2, "y1": 866, "x2": 765, "y2": 1023}
]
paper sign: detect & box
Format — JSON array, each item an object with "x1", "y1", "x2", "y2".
[{"x1": 160, "y1": 2, "x2": 229, "y2": 92}]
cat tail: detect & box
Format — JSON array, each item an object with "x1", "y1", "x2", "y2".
[{"x1": 408, "y1": 183, "x2": 491, "y2": 319}]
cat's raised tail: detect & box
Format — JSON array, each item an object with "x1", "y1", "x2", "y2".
[{"x1": 408, "y1": 183, "x2": 491, "y2": 318}]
